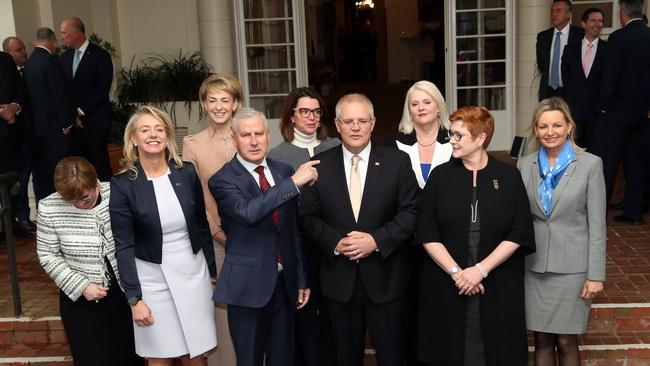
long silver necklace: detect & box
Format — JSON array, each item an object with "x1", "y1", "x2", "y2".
[{"x1": 470, "y1": 199, "x2": 479, "y2": 223}]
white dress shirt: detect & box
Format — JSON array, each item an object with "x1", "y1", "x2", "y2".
[
  {"x1": 236, "y1": 154, "x2": 276, "y2": 188},
  {"x1": 342, "y1": 142, "x2": 371, "y2": 200}
]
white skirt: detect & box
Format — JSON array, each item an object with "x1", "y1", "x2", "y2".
[{"x1": 134, "y1": 239, "x2": 217, "y2": 358}]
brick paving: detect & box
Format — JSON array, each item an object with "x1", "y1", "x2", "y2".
[{"x1": 1, "y1": 209, "x2": 650, "y2": 364}]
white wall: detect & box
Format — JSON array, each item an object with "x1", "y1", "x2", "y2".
[{"x1": 0, "y1": 0, "x2": 17, "y2": 42}]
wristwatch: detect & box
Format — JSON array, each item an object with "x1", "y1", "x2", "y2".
[
  {"x1": 128, "y1": 296, "x2": 142, "y2": 306},
  {"x1": 449, "y1": 266, "x2": 460, "y2": 276}
]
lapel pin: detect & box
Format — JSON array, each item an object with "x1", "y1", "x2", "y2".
[
  {"x1": 375, "y1": 162, "x2": 380, "y2": 166},
  {"x1": 493, "y1": 179, "x2": 499, "y2": 190},
  {"x1": 175, "y1": 183, "x2": 181, "y2": 186}
]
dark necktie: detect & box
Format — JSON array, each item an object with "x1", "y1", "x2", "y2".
[{"x1": 254, "y1": 166, "x2": 281, "y2": 264}]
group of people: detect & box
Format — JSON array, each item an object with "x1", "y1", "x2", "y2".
[
  {"x1": 537, "y1": 0, "x2": 650, "y2": 225},
  {"x1": 0, "y1": 16, "x2": 112, "y2": 237},
  {"x1": 33, "y1": 71, "x2": 605, "y2": 366}
]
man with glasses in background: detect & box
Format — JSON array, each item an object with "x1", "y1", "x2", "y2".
[{"x1": 300, "y1": 93, "x2": 419, "y2": 366}]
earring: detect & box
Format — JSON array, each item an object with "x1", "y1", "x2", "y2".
[
  {"x1": 317, "y1": 123, "x2": 321, "y2": 128},
  {"x1": 134, "y1": 143, "x2": 138, "y2": 147}
]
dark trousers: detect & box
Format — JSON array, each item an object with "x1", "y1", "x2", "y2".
[
  {"x1": 59, "y1": 274, "x2": 142, "y2": 366},
  {"x1": 14, "y1": 134, "x2": 34, "y2": 220},
  {"x1": 73, "y1": 127, "x2": 112, "y2": 181},
  {"x1": 326, "y1": 270, "x2": 407, "y2": 366},
  {"x1": 592, "y1": 113, "x2": 646, "y2": 218},
  {"x1": 33, "y1": 133, "x2": 72, "y2": 202},
  {"x1": 228, "y1": 272, "x2": 295, "y2": 366},
  {"x1": 295, "y1": 242, "x2": 335, "y2": 366}
]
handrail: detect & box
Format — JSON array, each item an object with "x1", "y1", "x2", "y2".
[{"x1": 0, "y1": 171, "x2": 22, "y2": 316}]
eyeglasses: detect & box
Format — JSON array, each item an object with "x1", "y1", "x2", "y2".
[
  {"x1": 447, "y1": 130, "x2": 478, "y2": 141},
  {"x1": 336, "y1": 118, "x2": 374, "y2": 127},
  {"x1": 294, "y1": 108, "x2": 323, "y2": 118}
]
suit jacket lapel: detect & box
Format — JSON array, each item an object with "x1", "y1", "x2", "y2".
[
  {"x1": 328, "y1": 146, "x2": 356, "y2": 223},
  {"x1": 589, "y1": 40, "x2": 606, "y2": 80},
  {"x1": 549, "y1": 156, "x2": 578, "y2": 214},
  {"x1": 359, "y1": 146, "x2": 381, "y2": 223},
  {"x1": 530, "y1": 159, "x2": 546, "y2": 216}
]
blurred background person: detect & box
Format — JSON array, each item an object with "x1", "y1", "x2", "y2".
[
  {"x1": 268, "y1": 87, "x2": 339, "y2": 366},
  {"x1": 110, "y1": 106, "x2": 217, "y2": 366},
  {"x1": 416, "y1": 106, "x2": 534, "y2": 366},
  {"x1": 387, "y1": 80, "x2": 452, "y2": 188},
  {"x1": 37, "y1": 156, "x2": 142, "y2": 366},
  {"x1": 518, "y1": 97, "x2": 605, "y2": 366},
  {"x1": 183, "y1": 74, "x2": 241, "y2": 366}
]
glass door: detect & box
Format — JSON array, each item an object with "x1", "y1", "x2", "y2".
[
  {"x1": 233, "y1": 0, "x2": 308, "y2": 145},
  {"x1": 447, "y1": 0, "x2": 513, "y2": 150}
]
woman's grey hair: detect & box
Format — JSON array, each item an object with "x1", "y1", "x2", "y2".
[{"x1": 231, "y1": 108, "x2": 268, "y2": 133}]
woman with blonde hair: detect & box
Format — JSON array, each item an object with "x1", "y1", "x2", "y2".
[
  {"x1": 110, "y1": 105, "x2": 217, "y2": 366},
  {"x1": 37, "y1": 156, "x2": 142, "y2": 366},
  {"x1": 182, "y1": 74, "x2": 242, "y2": 365},
  {"x1": 386, "y1": 80, "x2": 452, "y2": 188},
  {"x1": 518, "y1": 97, "x2": 606, "y2": 366}
]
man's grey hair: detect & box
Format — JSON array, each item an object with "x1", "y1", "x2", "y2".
[
  {"x1": 334, "y1": 93, "x2": 375, "y2": 119},
  {"x1": 620, "y1": 0, "x2": 643, "y2": 18},
  {"x1": 2, "y1": 37, "x2": 18, "y2": 52},
  {"x1": 231, "y1": 107, "x2": 268, "y2": 134},
  {"x1": 35, "y1": 27, "x2": 56, "y2": 42}
]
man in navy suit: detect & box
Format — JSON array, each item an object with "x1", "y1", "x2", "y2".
[
  {"x1": 300, "y1": 93, "x2": 419, "y2": 366},
  {"x1": 22, "y1": 28, "x2": 74, "y2": 202},
  {"x1": 60, "y1": 17, "x2": 113, "y2": 180},
  {"x1": 209, "y1": 108, "x2": 319, "y2": 366},
  {"x1": 536, "y1": 0, "x2": 584, "y2": 101},
  {"x1": 592, "y1": 0, "x2": 650, "y2": 225},
  {"x1": 561, "y1": 7, "x2": 606, "y2": 148}
]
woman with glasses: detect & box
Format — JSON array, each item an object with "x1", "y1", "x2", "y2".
[
  {"x1": 416, "y1": 106, "x2": 535, "y2": 366},
  {"x1": 182, "y1": 74, "x2": 242, "y2": 365},
  {"x1": 268, "y1": 87, "x2": 339, "y2": 366},
  {"x1": 110, "y1": 106, "x2": 217, "y2": 366},
  {"x1": 37, "y1": 156, "x2": 142, "y2": 366},
  {"x1": 518, "y1": 97, "x2": 605, "y2": 366},
  {"x1": 387, "y1": 80, "x2": 452, "y2": 188}
]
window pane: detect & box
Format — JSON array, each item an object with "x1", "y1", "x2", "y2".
[
  {"x1": 456, "y1": 10, "x2": 506, "y2": 36},
  {"x1": 248, "y1": 71, "x2": 296, "y2": 94},
  {"x1": 571, "y1": 3, "x2": 614, "y2": 28},
  {"x1": 245, "y1": 21, "x2": 294, "y2": 44},
  {"x1": 457, "y1": 62, "x2": 505, "y2": 87},
  {"x1": 250, "y1": 96, "x2": 286, "y2": 119},
  {"x1": 456, "y1": 0, "x2": 506, "y2": 10},
  {"x1": 457, "y1": 87, "x2": 506, "y2": 110},
  {"x1": 243, "y1": 0, "x2": 292, "y2": 19},
  {"x1": 247, "y1": 46, "x2": 295, "y2": 70},
  {"x1": 457, "y1": 36, "x2": 505, "y2": 61}
]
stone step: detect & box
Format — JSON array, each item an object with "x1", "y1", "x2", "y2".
[{"x1": 0, "y1": 317, "x2": 67, "y2": 346}]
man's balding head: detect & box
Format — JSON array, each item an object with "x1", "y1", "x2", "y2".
[
  {"x1": 60, "y1": 17, "x2": 87, "y2": 49},
  {"x1": 2, "y1": 37, "x2": 27, "y2": 67}
]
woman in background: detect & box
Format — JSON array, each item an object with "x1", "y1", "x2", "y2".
[
  {"x1": 183, "y1": 74, "x2": 242, "y2": 365},
  {"x1": 110, "y1": 106, "x2": 217, "y2": 366},
  {"x1": 37, "y1": 156, "x2": 142, "y2": 366},
  {"x1": 386, "y1": 80, "x2": 452, "y2": 188},
  {"x1": 518, "y1": 97, "x2": 606, "y2": 366},
  {"x1": 268, "y1": 87, "x2": 339, "y2": 366}
]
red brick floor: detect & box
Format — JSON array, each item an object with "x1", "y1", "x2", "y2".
[{"x1": 2, "y1": 210, "x2": 650, "y2": 364}]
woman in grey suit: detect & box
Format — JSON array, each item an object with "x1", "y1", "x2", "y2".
[{"x1": 518, "y1": 97, "x2": 606, "y2": 366}]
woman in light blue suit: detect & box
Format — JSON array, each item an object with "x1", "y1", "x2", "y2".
[{"x1": 517, "y1": 97, "x2": 606, "y2": 366}]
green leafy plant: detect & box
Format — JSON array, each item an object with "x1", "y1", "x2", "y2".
[
  {"x1": 109, "y1": 101, "x2": 136, "y2": 145},
  {"x1": 115, "y1": 50, "x2": 213, "y2": 125}
]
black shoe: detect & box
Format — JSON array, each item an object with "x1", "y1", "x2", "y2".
[
  {"x1": 612, "y1": 214, "x2": 645, "y2": 226},
  {"x1": 16, "y1": 219, "x2": 36, "y2": 234},
  {"x1": 610, "y1": 201, "x2": 625, "y2": 210}
]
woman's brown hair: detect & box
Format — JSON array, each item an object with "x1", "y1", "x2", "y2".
[
  {"x1": 279, "y1": 87, "x2": 329, "y2": 142},
  {"x1": 53, "y1": 156, "x2": 98, "y2": 201}
]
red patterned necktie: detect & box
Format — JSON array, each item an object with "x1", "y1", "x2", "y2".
[{"x1": 254, "y1": 166, "x2": 282, "y2": 264}]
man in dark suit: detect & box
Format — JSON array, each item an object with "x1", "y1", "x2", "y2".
[
  {"x1": 300, "y1": 93, "x2": 419, "y2": 366},
  {"x1": 536, "y1": 0, "x2": 584, "y2": 101},
  {"x1": 591, "y1": 0, "x2": 650, "y2": 225},
  {"x1": 0, "y1": 51, "x2": 24, "y2": 174},
  {"x1": 209, "y1": 108, "x2": 318, "y2": 366},
  {"x1": 23, "y1": 27, "x2": 74, "y2": 202},
  {"x1": 60, "y1": 17, "x2": 113, "y2": 180},
  {"x1": 3, "y1": 36, "x2": 35, "y2": 235},
  {"x1": 561, "y1": 8, "x2": 606, "y2": 148}
]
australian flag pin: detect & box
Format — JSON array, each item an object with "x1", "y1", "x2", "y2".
[{"x1": 493, "y1": 179, "x2": 499, "y2": 190}]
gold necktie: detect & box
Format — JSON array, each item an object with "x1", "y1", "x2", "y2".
[{"x1": 350, "y1": 155, "x2": 361, "y2": 221}]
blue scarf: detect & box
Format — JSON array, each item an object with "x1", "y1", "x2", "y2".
[{"x1": 538, "y1": 143, "x2": 575, "y2": 218}]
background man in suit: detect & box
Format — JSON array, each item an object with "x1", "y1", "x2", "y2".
[
  {"x1": 60, "y1": 17, "x2": 113, "y2": 180},
  {"x1": 209, "y1": 108, "x2": 318, "y2": 366},
  {"x1": 562, "y1": 8, "x2": 606, "y2": 149},
  {"x1": 23, "y1": 27, "x2": 74, "y2": 202},
  {"x1": 3, "y1": 36, "x2": 35, "y2": 235},
  {"x1": 536, "y1": 0, "x2": 584, "y2": 101},
  {"x1": 0, "y1": 51, "x2": 23, "y2": 174},
  {"x1": 300, "y1": 93, "x2": 419, "y2": 366},
  {"x1": 592, "y1": 0, "x2": 650, "y2": 225}
]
